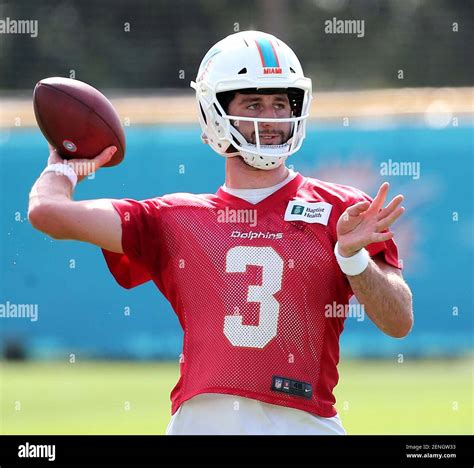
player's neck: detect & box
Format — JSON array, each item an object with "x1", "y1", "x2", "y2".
[{"x1": 225, "y1": 157, "x2": 289, "y2": 189}]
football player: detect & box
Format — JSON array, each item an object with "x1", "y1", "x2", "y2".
[{"x1": 28, "y1": 31, "x2": 413, "y2": 435}]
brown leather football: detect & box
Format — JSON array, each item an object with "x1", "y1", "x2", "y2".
[{"x1": 33, "y1": 77, "x2": 125, "y2": 167}]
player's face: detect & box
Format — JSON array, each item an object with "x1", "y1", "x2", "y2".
[{"x1": 227, "y1": 93, "x2": 292, "y2": 145}]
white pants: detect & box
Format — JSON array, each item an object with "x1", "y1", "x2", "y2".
[{"x1": 166, "y1": 393, "x2": 346, "y2": 435}]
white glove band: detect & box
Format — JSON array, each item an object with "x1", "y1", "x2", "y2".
[
  {"x1": 40, "y1": 163, "x2": 78, "y2": 190},
  {"x1": 334, "y1": 241, "x2": 370, "y2": 276}
]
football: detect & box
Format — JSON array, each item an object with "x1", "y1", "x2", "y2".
[{"x1": 33, "y1": 77, "x2": 125, "y2": 167}]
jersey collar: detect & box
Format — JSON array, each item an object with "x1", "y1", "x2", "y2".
[{"x1": 216, "y1": 172, "x2": 305, "y2": 209}]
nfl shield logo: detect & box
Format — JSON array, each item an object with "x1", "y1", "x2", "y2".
[{"x1": 275, "y1": 378, "x2": 283, "y2": 389}]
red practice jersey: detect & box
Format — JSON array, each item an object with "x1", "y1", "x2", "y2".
[{"x1": 102, "y1": 173, "x2": 402, "y2": 417}]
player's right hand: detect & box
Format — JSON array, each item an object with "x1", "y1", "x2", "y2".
[{"x1": 47, "y1": 143, "x2": 117, "y2": 183}]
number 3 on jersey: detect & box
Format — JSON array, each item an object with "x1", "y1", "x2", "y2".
[{"x1": 224, "y1": 246, "x2": 284, "y2": 348}]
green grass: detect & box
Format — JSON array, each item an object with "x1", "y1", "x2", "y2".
[
  {"x1": 1, "y1": 358, "x2": 472, "y2": 434},
  {"x1": 334, "y1": 357, "x2": 473, "y2": 434}
]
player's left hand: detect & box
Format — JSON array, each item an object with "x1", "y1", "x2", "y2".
[{"x1": 336, "y1": 182, "x2": 405, "y2": 257}]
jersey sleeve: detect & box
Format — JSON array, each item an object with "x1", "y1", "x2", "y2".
[{"x1": 101, "y1": 198, "x2": 164, "y2": 289}]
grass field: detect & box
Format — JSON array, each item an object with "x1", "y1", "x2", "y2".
[{"x1": 1, "y1": 358, "x2": 472, "y2": 435}]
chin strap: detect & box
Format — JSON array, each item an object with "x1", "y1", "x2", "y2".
[
  {"x1": 238, "y1": 138, "x2": 294, "y2": 170},
  {"x1": 239, "y1": 143, "x2": 290, "y2": 170}
]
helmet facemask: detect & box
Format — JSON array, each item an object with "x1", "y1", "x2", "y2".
[{"x1": 215, "y1": 88, "x2": 308, "y2": 170}]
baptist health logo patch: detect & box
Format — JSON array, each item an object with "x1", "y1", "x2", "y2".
[{"x1": 284, "y1": 200, "x2": 333, "y2": 225}]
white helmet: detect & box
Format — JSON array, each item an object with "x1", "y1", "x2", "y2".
[{"x1": 191, "y1": 30, "x2": 312, "y2": 170}]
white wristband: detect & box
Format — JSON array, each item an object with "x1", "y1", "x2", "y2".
[
  {"x1": 334, "y1": 241, "x2": 370, "y2": 276},
  {"x1": 40, "y1": 163, "x2": 78, "y2": 190}
]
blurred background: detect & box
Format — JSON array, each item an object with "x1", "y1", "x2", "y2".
[{"x1": 0, "y1": 0, "x2": 472, "y2": 435}]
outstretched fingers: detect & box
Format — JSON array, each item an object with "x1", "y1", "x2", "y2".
[
  {"x1": 371, "y1": 230, "x2": 395, "y2": 243},
  {"x1": 369, "y1": 182, "x2": 390, "y2": 214},
  {"x1": 377, "y1": 194, "x2": 404, "y2": 220},
  {"x1": 346, "y1": 200, "x2": 370, "y2": 217},
  {"x1": 376, "y1": 206, "x2": 405, "y2": 232}
]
